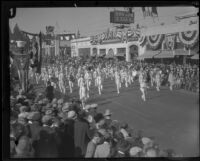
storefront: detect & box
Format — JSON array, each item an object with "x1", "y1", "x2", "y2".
[
  {"x1": 71, "y1": 37, "x2": 91, "y2": 57},
  {"x1": 137, "y1": 12, "x2": 199, "y2": 64},
  {"x1": 90, "y1": 28, "x2": 145, "y2": 62}
]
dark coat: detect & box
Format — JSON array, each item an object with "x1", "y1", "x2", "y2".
[
  {"x1": 58, "y1": 119, "x2": 75, "y2": 157},
  {"x1": 74, "y1": 118, "x2": 93, "y2": 157},
  {"x1": 29, "y1": 121, "x2": 42, "y2": 142},
  {"x1": 45, "y1": 85, "x2": 54, "y2": 102},
  {"x1": 34, "y1": 126, "x2": 59, "y2": 158}
]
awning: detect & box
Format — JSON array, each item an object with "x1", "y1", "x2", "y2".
[
  {"x1": 190, "y1": 54, "x2": 199, "y2": 60},
  {"x1": 154, "y1": 50, "x2": 174, "y2": 58},
  {"x1": 137, "y1": 50, "x2": 160, "y2": 60},
  {"x1": 173, "y1": 49, "x2": 196, "y2": 56},
  {"x1": 115, "y1": 53, "x2": 125, "y2": 57}
]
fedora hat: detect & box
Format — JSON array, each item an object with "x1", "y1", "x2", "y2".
[
  {"x1": 27, "y1": 112, "x2": 41, "y2": 121},
  {"x1": 104, "y1": 109, "x2": 112, "y2": 116},
  {"x1": 129, "y1": 146, "x2": 142, "y2": 156},
  {"x1": 117, "y1": 140, "x2": 131, "y2": 153},
  {"x1": 67, "y1": 110, "x2": 77, "y2": 119}
]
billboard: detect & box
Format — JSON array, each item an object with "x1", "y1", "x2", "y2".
[{"x1": 110, "y1": 10, "x2": 134, "y2": 24}]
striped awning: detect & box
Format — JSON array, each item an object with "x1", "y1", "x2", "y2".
[
  {"x1": 174, "y1": 49, "x2": 191, "y2": 56},
  {"x1": 154, "y1": 50, "x2": 174, "y2": 58},
  {"x1": 137, "y1": 50, "x2": 160, "y2": 60},
  {"x1": 190, "y1": 54, "x2": 199, "y2": 60}
]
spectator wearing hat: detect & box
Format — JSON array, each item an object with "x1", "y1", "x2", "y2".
[
  {"x1": 17, "y1": 112, "x2": 31, "y2": 138},
  {"x1": 115, "y1": 140, "x2": 131, "y2": 157},
  {"x1": 74, "y1": 110, "x2": 94, "y2": 157},
  {"x1": 13, "y1": 135, "x2": 35, "y2": 158},
  {"x1": 144, "y1": 147, "x2": 158, "y2": 157},
  {"x1": 34, "y1": 115, "x2": 59, "y2": 158},
  {"x1": 45, "y1": 80, "x2": 54, "y2": 102},
  {"x1": 59, "y1": 110, "x2": 76, "y2": 157},
  {"x1": 85, "y1": 132, "x2": 102, "y2": 158},
  {"x1": 94, "y1": 129, "x2": 111, "y2": 158},
  {"x1": 86, "y1": 104, "x2": 98, "y2": 118},
  {"x1": 104, "y1": 109, "x2": 112, "y2": 128},
  {"x1": 129, "y1": 146, "x2": 143, "y2": 157},
  {"x1": 27, "y1": 112, "x2": 42, "y2": 146}
]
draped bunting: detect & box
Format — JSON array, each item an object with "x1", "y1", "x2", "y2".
[
  {"x1": 178, "y1": 30, "x2": 199, "y2": 48},
  {"x1": 147, "y1": 34, "x2": 165, "y2": 50},
  {"x1": 138, "y1": 35, "x2": 146, "y2": 47}
]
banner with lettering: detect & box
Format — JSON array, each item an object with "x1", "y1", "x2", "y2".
[{"x1": 90, "y1": 28, "x2": 141, "y2": 45}]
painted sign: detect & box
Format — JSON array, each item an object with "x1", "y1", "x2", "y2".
[
  {"x1": 110, "y1": 10, "x2": 134, "y2": 24},
  {"x1": 90, "y1": 28, "x2": 141, "y2": 45}
]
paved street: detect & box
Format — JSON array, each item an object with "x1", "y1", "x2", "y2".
[{"x1": 36, "y1": 78, "x2": 199, "y2": 157}]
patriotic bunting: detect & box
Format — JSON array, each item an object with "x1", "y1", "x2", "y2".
[
  {"x1": 178, "y1": 30, "x2": 199, "y2": 48},
  {"x1": 147, "y1": 34, "x2": 165, "y2": 50}
]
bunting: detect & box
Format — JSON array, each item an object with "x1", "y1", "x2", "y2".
[
  {"x1": 147, "y1": 34, "x2": 165, "y2": 50},
  {"x1": 178, "y1": 30, "x2": 199, "y2": 48}
]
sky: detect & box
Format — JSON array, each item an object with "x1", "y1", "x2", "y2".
[{"x1": 9, "y1": 7, "x2": 198, "y2": 37}]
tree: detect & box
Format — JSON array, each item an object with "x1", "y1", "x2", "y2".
[{"x1": 12, "y1": 23, "x2": 25, "y2": 41}]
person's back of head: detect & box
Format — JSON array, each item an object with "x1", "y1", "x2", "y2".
[{"x1": 145, "y1": 147, "x2": 158, "y2": 157}]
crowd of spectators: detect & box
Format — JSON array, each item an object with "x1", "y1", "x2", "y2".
[
  {"x1": 9, "y1": 55, "x2": 198, "y2": 158},
  {"x1": 10, "y1": 86, "x2": 183, "y2": 158}
]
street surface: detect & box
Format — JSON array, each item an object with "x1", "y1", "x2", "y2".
[{"x1": 35, "y1": 78, "x2": 199, "y2": 157}]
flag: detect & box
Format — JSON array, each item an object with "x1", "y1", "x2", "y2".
[
  {"x1": 141, "y1": 7, "x2": 151, "y2": 18},
  {"x1": 151, "y1": 7, "x2": 158, "y2": 17},
  {"x1": 142, "y1": 7, "x2": 146, "y2": 18}
]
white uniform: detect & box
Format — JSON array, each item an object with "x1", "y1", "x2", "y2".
[
  {"x1": 115, "y1": 71, "x2": 121, "y2": 94},
  {"x1": 139, "y1": 72, "x2": 147, "y2": 101},
  {"x1": 93, "y1": 70, "x2": 98, "y2": 86},
  {"x1": 155, "y1": 71, "x2": 161, "y2": 91},
  {"x1": 168, "y1": 72, "x2": 175, "y2": 91},
  {"x1": 78, "y1": 76, "x2": 88, "y2": 108},
  {"x1": 58, "y1": 72, "x2": 65, "y2": 93},
  {"x1": 96, "y1": 73, "x2": 103, "y2": 95}
]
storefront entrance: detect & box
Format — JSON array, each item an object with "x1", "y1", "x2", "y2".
[{"x1": 129, "y1": 45, "x2": 138, "y2": 60}]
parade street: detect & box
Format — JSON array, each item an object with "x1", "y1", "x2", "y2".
[{"x1": 35, "y1": 78, "x2": 199, "y2": 157}]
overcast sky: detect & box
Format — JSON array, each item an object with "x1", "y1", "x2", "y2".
[{"x1": 9, "y1": 7, "x2": 197, "y2": 36}]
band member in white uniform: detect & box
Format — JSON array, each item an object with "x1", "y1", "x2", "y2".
[
  {"x1": 168, "y1": 70, "x2": 175, "y2": 91},
  {"x1": 115, "y1": 69, "x2": 121, "y2": 94},
  {"x1": 155, "y1": 69, "x2": 162, "y2": 92},
  {"x1": 132, "y1": 68, "x2": 137, "y2": 84},
  {"x1": 78, "y1": 74, "x2": 88, "y2": 108},
  {"x1": 96, "y1": 71, "x2": 103, "y2": 95},
  {"x1": 58, "y1": 69, "x2": 65, "y2": 94},
  {"x1": 84, "y1": 70, "x2": 91, "y2": 92},
  {"x1": 93, "y1": 69, "x2": 98, "y2": 87},
  {"x1": 139, "y1": 69, "x2": 148, "y2": 101}
]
